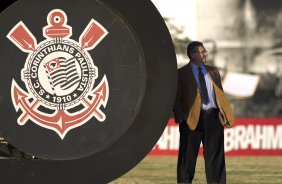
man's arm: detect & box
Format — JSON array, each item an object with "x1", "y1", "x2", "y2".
[{"x1": 173, "y1": 71, "x2": 184, "y2": 123}]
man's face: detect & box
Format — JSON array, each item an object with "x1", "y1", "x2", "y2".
[{"x1": 192, "y1": 46, "x2": 208, "y2": 64}]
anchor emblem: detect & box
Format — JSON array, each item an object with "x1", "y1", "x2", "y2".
[{"x1": 7, "y1": 9, "x2": 109, "y2": 139}]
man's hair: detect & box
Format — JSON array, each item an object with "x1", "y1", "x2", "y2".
[{"x1": 187, "y1": 41, "x2": 204, "y2": 59}]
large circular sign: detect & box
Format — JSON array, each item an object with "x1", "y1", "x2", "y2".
[
  {"x1": 0, "y1": 0, "x2": 177, "y2": 182},
  {"x1": 0, "y1": 0, "x2": 148, "y2": 158}
]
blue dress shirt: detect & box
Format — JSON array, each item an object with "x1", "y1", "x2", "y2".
[{"x1": 190, "y1": 62, "x2": 217, "y2": 110}]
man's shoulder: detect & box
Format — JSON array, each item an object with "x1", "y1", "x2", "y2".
[
  {"x1": 178, "y1": 63, "x2": 190, "y2": 73},
  {"x1": 205, "y1": 64, "x2": 220, "y2": 74},
  {"x1": 205, "y1": 64, "x2": 218, "y2": 71}
]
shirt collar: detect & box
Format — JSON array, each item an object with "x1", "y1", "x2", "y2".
[{"x1": 190, "y1": 62, "x2": 205, "y2": 70}]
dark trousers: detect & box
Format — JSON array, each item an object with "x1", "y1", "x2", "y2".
[{"x1": 177, "y1": 109, "x2": 226, "y2": 184}]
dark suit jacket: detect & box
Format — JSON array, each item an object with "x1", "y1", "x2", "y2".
[{"x1": 173, "y1": 63, "x2": 233, "y2": 130}]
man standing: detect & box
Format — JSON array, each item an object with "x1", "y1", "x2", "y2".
[{"x1": 173, "y1": 41, "x2": 234, "y2": 184}]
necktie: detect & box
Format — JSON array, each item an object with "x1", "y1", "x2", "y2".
[{"x1": 198, "y1": 67, "x2": 209, "y2": 104}]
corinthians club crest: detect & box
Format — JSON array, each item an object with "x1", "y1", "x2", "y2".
[{"x1": 7, "y1": 9, "x2": 109, "y2": 139}]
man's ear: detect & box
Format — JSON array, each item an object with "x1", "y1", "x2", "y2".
[{"x1": 190, "y1": 52, "x2": 195, "y2": 59}]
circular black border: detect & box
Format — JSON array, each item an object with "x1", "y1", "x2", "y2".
[{"x1": 0, "y1": 0, "x2": 177, "y2": 183}]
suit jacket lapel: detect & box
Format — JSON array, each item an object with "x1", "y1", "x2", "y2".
[
  {"x1": 206, "y1": 66, "x2": 217, "y2": 84},
  {"x1": 185, "y1": 63, "x2": 197, "y2": 89},
  {"x1": 206, "y1": 65, "x2": 235, "y2": 127},
  {"x1": 185, "y1": 63, "x2": 200, "y2": 130}
]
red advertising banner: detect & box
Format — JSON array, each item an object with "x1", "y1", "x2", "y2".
[{"x1": 150, "y1": 118, "x2": 282, "y2": 156}]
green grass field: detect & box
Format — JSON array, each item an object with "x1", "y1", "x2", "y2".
[{"x1": 112, "y1": 156, "x2": 282, "y2": 184}]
